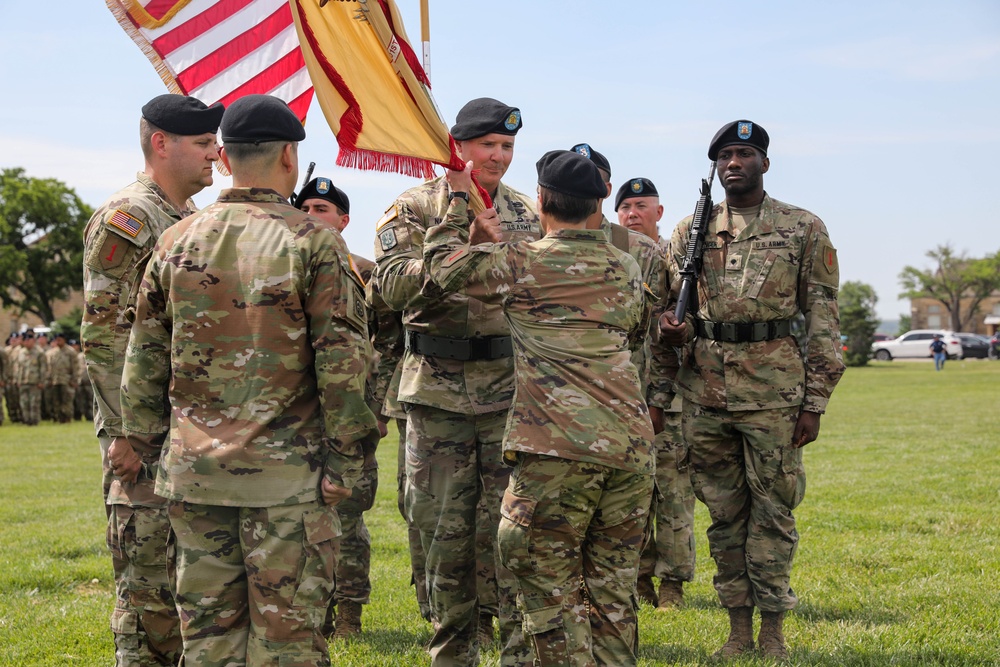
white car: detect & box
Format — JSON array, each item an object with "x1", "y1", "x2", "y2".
[{"x1": 871, "y1": 329, "x2": 963, "y2": 361}]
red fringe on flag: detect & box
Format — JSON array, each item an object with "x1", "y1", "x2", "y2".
[{"x1": 336, "y1": 146, "x2": 436, "y2": 179}]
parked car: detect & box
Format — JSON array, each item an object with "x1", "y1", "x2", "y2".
[
  {"x1": 955, "y1": 333, "x2": 991, "y2": 359},
  {"x1": 870, "y1": 329, "x2": 963, "y2": 361},
  {"x1": 991, "y1": 333, "x2": 999, "y2": 360},
  {"x1": 873, "y1": 333, "x2": 894, "y2": 342}
]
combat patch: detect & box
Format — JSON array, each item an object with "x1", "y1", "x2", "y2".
[
  {"x1": 85, "y1": 225, "x2": 141, "y2": 279},
  {"x1": 812, "y1": 241, "x2": 840, "y2": 288}
]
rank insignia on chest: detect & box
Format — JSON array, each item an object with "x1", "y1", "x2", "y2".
[
  {"x1": 726, "y1": 254, "x2": 743, "y2": 271},
  {"x1": 107, "y1": 209, "x2": 144, "y2": 238},
  {"x1": 379, "y1": 227, "x2": 398, "y2": 251}
]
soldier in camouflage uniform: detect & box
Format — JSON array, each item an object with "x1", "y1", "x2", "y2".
[
  {"x1": 71, "y1": 340, "x2": 93, "y2": 421},
  {"x1": 16, "y1": 332, "x2": 47, "y2": 426},
  {"x1": 426, "y1": 151, "x2": 654, "y2": 667},
  {"x1": 3, "y1": 334, "x2": 22, "y2": 423},
  {"x1": 614, "y1": 177, "x2": 697, "y2": 611},
  {"x1": 374, "y1": 98, "x2": 540, "y2": 666},
  {"x1": 45, "y1": 332, "x2": 78, "y2": 423},
  {"x1": 660, "y1": 120, "x2": 845, "y2": 660},
  {"x1": 0, "y1": 342, "x2": 7, "y2": 425},
  {"x1": 82, "y1": 93, "x2": 223, "y2": 666},
  {"x1": 119, "y1": 95, "x2": 376, "y2": 667},
  {"x1": 296, "y1": 177, "x2": 384, "y2": 640}
]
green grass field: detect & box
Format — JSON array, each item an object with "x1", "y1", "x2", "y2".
[{"x1": 2, "y1": 360, "x2": 998, "y2": 666}]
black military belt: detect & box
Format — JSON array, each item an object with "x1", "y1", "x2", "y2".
[
  {"x1": 694, "y1": 318, "x2": 793, "y2": 343},
  {"x1": 405, "y1": 330, "x2": 513, "y2": 361}
]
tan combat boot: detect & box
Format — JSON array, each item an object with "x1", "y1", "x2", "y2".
[
  {"x1": 636, "y1": 575, "x2": 658, "y2": 607},
  {"x1": 712, "y1": 606, "x2": 755, "y2": 659},
  {"x1": 655, "y1": 579, "x2": 684, "y2": 611},
  {"x1": 477, "y1": 612, "x2": 495, "y2": 648},
  {"x1": 758, "y1": 611, "x2": 789, "y2": 660},
  {"x1": 332, "y1": 600, "x2": 363, "y2": 640}
]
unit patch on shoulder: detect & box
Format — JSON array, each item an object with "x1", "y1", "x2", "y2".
[
  {"x1": 107, "y1": 209, "x2": 144, "y2": 238},
  {"x1": 379, "y1": 227, "x2": 398, "y2": 251},
  {"x1": 822, "y1": 243, "x2": 838, "y2": 274}
]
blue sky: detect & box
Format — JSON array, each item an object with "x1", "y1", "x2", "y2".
[{"x1": 1, "y1": 1, "x2": 998, "y2": 321}]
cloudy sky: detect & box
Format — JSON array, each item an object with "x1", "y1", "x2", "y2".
[{"x1": 1, "y1": 1, "x2": 998, "y2": 321}]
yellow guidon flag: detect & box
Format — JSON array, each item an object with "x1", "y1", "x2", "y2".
[{"x1": 289, "y1": 0, "x2": 493, "y2": 210}]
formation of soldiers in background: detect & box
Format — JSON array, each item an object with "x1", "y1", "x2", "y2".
[
  {"x1": 1, "y1": 331, "x2": 94, "y2": 427},
  {"x1": 7, "y1": 89, "x2": 841, "y2": 666}
]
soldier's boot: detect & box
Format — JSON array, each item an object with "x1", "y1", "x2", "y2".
[
  {"x1": 636, "y1": 575, "x2": 657, "y2": 607},
  {"x1": 758, "y1": 611, "x2": 789, "y2": 661},
  {"x1": 655, "y1": 579, "x2": 684, "y2": 611},
  {"x1": 712, "y1": 606, "x2": 755, "y2": 659},
  {"x1": 332, "y1": 601, "x2": 362, "y2": 641},
  {"x1": 477, "y1": 612, "x2": 495, "y2": 648}
]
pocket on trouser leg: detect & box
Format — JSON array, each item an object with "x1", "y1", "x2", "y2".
[
  {"x1": 497, "y1": 487, "x2": 536, "y2": 576},
  {"x1": 292, "y1": 506, "x2": 341, "y2": 613},
  {"x1": 778, "y1": 446, "x2": 806, "y2": 509},
  {"x1": 523, "y1": 604, "x2": 571, "y2": 667}
]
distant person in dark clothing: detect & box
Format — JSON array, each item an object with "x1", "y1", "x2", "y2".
[{"x1": 930, "y1": 335, "x2": 947, "y2": 371}]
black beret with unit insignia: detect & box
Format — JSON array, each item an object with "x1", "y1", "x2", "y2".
[
  {"x1": 221, "y1": 94, "x2": 306, "y2": 144},
  {"x1": 708, "y1": 119, "x2": 769, "y2": 160},
  {"x1": 295, "y1": 177, "x2": 350, "y2": 214},
  {"x1": 614, "y1": 177, "x2": 659, "y2": 211},
  {"x1": 451, "y1": 98, "x2": 522, "y2": 140},
  {"x1": 536, "y1": 150, "x2": 606, "y2": 199},
  {"x1": 570, "y1": 143, "x2": 611, "y2": 179},
  {"x1": 141, "y1": 94, "x2": 224, "y2": 136}
]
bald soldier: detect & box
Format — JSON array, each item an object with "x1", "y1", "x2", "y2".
[
  {"x1": 659, "y1": 120, "x2": 844, "y2": 659},
  {"x1": 295, "y1": 176, "x2": 385, "y2": 640},
  {"x1": 375, "y1": 97, "x2": 540, "y2": 665},
  {"x1": 615, "y1": 177, "x2": 697, "y2": 611},
  {"x1": 120, "y1": 95, "x2": 377, "y2": 666},
  {"x1": 82, "y1": 93, "x2": 222, "y2": 666}
]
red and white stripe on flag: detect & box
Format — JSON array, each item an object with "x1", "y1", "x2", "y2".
[{"x1": 105, "y1": 0, "x2": 314, "y2": 121}]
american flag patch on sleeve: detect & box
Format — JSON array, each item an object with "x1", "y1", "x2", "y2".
[{"x1": 107, "y1": 209, "x2": 144, "y2": 238}]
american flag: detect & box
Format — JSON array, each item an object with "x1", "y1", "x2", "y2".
[
  {"x1": 108, "y1": 209, "x2": 144, "y2": 237},
  {"x1": 106, "y1": 0, "x2": 314, "y2": 122}
]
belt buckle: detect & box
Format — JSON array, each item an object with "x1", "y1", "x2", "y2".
[
  {"x1": 720, "y1": 322, "x2": 738, "y2": 342},
  {"x1": 752, "y1": 322, "x2": 769, "y2": 342}
]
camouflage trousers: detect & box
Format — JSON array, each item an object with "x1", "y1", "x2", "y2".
[
  {"x1": 76, "y1": 381, "x2": 95, "y2": 420},
  {"x1": 394, "y1": 418, "x2": 431, "y2": 621},
  {"x1": 683, "y1": 402, "x2": 805, "y2": 613},
  {"x1": 18, "y1": 384, "x2": 41, "y2": 425},
  {"x1": 322, "y1": 454, "x2": 378, "y2": 632},
  {"x1": 498, "y1": 454, "x2": 652, "y2": 667},
  {"x1": 107, "y1": 502, "x2": 182, "y2": 666},
  {"x1": 403, "y1": 404, "x2": 515, "y2": 667},
  {"x1": 49, "y1": 383, "x2": 75, "y2": 423},
  {"x1": 5, "y1": 382, "x2": 21, "y2": 422},
  {"x1": 168, "y1": 499, "x2": 340, "y2": 667},
  {"x1": 639, "y1": 411, "x2": 696, "y2": 583}
]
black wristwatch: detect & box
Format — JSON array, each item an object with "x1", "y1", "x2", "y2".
[{"x1": 448, "y1": 191, "x2": 469, "y2": 203}]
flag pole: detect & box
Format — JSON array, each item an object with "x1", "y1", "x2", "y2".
[{"x1": 420, "y1": 0, "x2": 430, "y2": 80}]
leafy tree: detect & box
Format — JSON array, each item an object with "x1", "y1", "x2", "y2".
[
  {"x1": 897, "y1": 314, "x2": 912, "y2": 336},
  {"x1": 0, "y1": 168, "x2": 91, "y2": 324},
  {"x1": 899, "y1": 244, "x2": 1000, "y2": 332},
  {"x1": 839, "y1": 281, "x2": 880, "y2": 367}
]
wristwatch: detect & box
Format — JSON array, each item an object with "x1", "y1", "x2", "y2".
[{"x1": 448, "y1": 191, "x2": 469, "y2": 203}]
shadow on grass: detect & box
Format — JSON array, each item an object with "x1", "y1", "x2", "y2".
[{"x1": 794, "y1": 599, "x2": 902, "y2": 626}]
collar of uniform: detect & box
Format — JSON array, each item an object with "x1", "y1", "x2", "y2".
[
  {"x1": 216, "y1": 187, "x2": 291, "y2": 205},
  {"x1": 548, "y1": 227, "x2": 604, "y2": 241},
  {"x1": 716, "y1": 193, "x2": 780, "y2": 241},
  {"x1": 136, "y1": 171, "x2": 196, "y2": 218}
]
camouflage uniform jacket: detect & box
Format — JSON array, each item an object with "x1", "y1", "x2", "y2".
[
  {"x1": 667, "y1": 194, "x2": 844, "y2": 413},
  {"x1": 366, "y1": 263, "x2": 406, "y2": 420},
  {"x1": 46, "y1": 346, "x2": 77, "y2": 386},
  {"x1": 374, "y1": 176, "x2": 540, "y2": 415},
  {"x1": 16, "y1": 346, "x2": 48, "y2": 385},
  {"x1": 82, "y1": 172, "x2": 195, "y2": 438},
  {"x1": 425, "y1": 206, "x2": 654, "y2": 475},
  {"x1": 600, "y1": 218, "x2": 676, "y2": 411},
  {"x1": 121, "y1": 188, "x2": 375, "y2": 507},
  {"x1": 0, "y1": 347, "x2": 7, "y2": 385}
]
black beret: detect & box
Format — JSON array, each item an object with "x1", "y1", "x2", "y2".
[
  {"x1": 295, "y1": 177, "x2": 350, "y2": 214},
  {"x1": 21, "y1": 332, "x2": 34, "y2": 340},
  {"x1": 53, "y1": 331, "x2": 65, "y2": 339},
  {"x1": 451, "y1": 98, "x2": 522, "y2": 141},
  {"x1": 614, "y1": 178, "x2": 659, "y2": 211},
  {"x1": 536, "y1": 150, "x2": 606, "y2": 199},
  {"x1": 570, "y1": 143, "x2": 611, "y2": 179},
  {"x1": 141, "y1": 94, "x2": 224, "y2": 136},
  {"x1": 221, "y1": 94, "x2": 306, "y2": 144},
  {"x1": 68, "y1": 339, "x2": 78, "y2": 345},
  {"x1": 708, "y1": 119, "x2": 769, "y2": 160}
]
